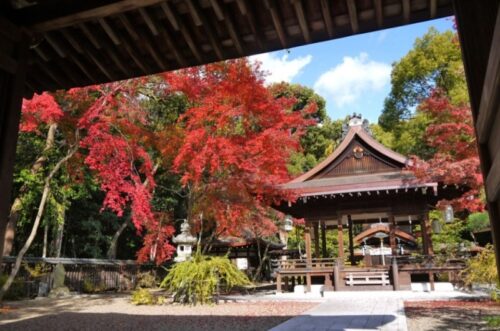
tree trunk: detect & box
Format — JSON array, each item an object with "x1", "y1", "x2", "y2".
[
  {"x1": 52, "y1": 208, "x2": 65, "y2": 258},
  {"x1": 2, "y1": 123, "x2": 58, "y2": 257},
  {"x1": 0, "y1": 140, "x2": 78, "y2": 301},
  {"x1": 106, "y1": 162, "x2": 159, "y2": 260},
  {"x1": 42, "y1": 224, "x2": 48, "y2": 258},
  {"x1": 107, "y1": 220, "x2": 129, "y2": 259},
  {"x1": 252, "y1": 242, "x2": 270, "y2": 282}
]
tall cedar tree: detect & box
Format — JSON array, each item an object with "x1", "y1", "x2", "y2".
[{"x1": 164, "y1": 59, "x2": 315, "y2": 239}]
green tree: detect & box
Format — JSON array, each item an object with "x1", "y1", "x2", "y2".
[
  {"x1": 269, "y1": 83, "x2": 343, "y2": 174},
  {"x1": 379, "y1": 27, "x2": 467, "y2": 130},
  {"x1": 466, "y1": 212, "x2": 490, "y2": 244}
]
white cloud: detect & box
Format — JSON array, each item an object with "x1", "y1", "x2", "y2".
[
  {"x1": 249, "y1": 52, "x2": 312, "y2": 85},
  {"x1": 313, "y1": 53, "x2": 391, "y2": 108}
]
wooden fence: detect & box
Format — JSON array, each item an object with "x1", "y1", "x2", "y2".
[{"x1": 1, "y1": 257, "x2": 164, "y2": 296}]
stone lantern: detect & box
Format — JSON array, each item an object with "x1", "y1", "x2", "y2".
[
  {"x1": 279, "y1": 215, "x2": 294, "y2": 246},
  {"x1": 173, "y1": 219, "x2": 197, "y2": 262}
]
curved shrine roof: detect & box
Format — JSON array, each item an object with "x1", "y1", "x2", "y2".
[{"x1": 283, "y1": 121, "x2": 437, "y2": 197}]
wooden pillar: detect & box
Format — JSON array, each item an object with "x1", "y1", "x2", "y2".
[
  {"x1": 304, "y1": 225, "x2": 312, "y2": 264},
  {"x1": 454, "y1": 0, "x2": 500, "y2": 278},
  {"x1": 421, "y1": 212, "x2": 434, "y2": 256},
  {"x1": 347, "y1": 215, "x2": 355, "y2": 265},
  {"x1": 323, "y1": 272, "x2": 333, "y2": 291},
  {"x1": 337, "y1": 216, "x2": 344, "y2": 264},
  {"x1": 333, "y1": 262, "x2": 340, "y2": 291},
  {"x1": 392, "y1": 257, "x2": 399, "y2": 291},
  {"x1": 313, "y1": 221, "x2": 320, "y2": 258},
  {"x1": 389, "y1": 214, "x2": 397, "y2": 255},
  {"x1": 304, "y1": 224, "x2": 312, "y2": 293},
  {"x1": 429, "y1": 272, "x2": 435, "y2": 291},
  {"x1": 276, "y1": 273, "x2": 282, "y2": 293},
  {"x1": 321, "y1": 221, "x2": 327, "y2": 258},
  {"x1": 0, "y1": 25, "x2": 29, "y2": 261}
]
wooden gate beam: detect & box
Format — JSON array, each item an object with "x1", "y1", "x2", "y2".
[
  {"x1": 0, "y1": 21, "x2": 29, "y2": 260},
  {"x1": 454, "y1": 0, "x2": 500, "y2": 275}
]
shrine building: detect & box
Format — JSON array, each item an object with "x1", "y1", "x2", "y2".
[{"x1": 274, "y1": 114, "x2": 464, "y2": 292}]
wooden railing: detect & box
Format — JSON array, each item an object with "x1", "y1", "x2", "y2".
[
  {"x1": 345, "y1": 271, "x2": 390, "y2": 286},
  {"x1": 391, "y1": 255, "x2": 466, "y2": 269},
  {"x1": 276, "y1": 258, "x2": 336, "y2": 271}
]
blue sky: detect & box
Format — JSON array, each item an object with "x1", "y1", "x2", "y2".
[{"x1": 250, "y1": 17, "x2": 454, "y2": 123}]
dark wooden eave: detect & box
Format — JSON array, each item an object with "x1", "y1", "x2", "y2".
[{"x1": 0, "y1": 0, "x2": 454, "y2": 96}]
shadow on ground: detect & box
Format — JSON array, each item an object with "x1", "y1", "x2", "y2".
[
  {"x1": 0, "y1": 312, "x2": 397, "y2": 331},
  {"x1": 269, "y1": 314, "x2": 397, "y2": 331},
  {"x1": 1, "y1": 312, "x2": 294, "y2": 331}
]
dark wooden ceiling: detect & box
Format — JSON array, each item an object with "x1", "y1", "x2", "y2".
[{"x1": 1, "y1": 0, "x2": 454, "y2": 94}]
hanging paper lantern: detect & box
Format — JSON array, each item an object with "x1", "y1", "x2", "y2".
[{"x1": 444, "y1": 205, "x2": 454, "y2": 223}]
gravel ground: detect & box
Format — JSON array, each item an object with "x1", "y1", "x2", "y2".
[
  {"x1": 405, "y1": 300, "x2": 500, "y2": 331},
  {"x1": 0, "y1": 294, "x2": 317, "y2": 331}
]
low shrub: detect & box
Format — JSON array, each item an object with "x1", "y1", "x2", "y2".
[
  {"x1": 461, "y1": 244, "x2": 499, "y2": 300},
  {"x1": 130, "y1": 288, "x2": 160, "y2": 305},
  {"x1": 81, "y1": 279, "x2": 105, "y2": 293},
  {"x1": 136, "y1": 271, "x2": 157, "y2": 289},
  {"x1": 0, "y1": 274, "x2": 27, "y2": 300},
  {"x1": 23, "y1": 262, "x2": 50, "y2": 278},
  {"x1": 461, "y1": 244, "x2": 498, "y2": 287},
  {"x1": 484, "y1": 316, "x2": 500, "y2": 328},
  {"x1": 160, "y1": 253, "x2": 251, "y2": 305}
]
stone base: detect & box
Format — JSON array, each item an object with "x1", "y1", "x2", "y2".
[
  {"x1": 411, "y1": 282, "x2": 454, "y2": 292},
  {"x1": 48, "y1": 286, "x2": 71, "y2": 298},
  {"x1": 293, "y1": 285, "x2": 305, "y2": 294},
  {"x1": 293, "y1": 284, "x2": 324, "y2": 295}
]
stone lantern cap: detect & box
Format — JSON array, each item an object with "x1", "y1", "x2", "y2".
[{"x1": 173, "y1": 219, "x2": 197, "y2": 244}]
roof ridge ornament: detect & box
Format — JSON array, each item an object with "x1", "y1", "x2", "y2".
[{"x1": 341, "y1": 113, "x2": 372, "y2": 139}]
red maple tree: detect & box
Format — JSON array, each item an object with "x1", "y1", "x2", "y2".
[
  {"x1": 19, "y1": 83, "x2": 176, "y2": 265},
  {"x1": 74, "y1": 82, "x2": 176, "y2": 264},
  {"x1": 20, "y1": 92, "x2": 64, "y2": 132},
  {"x1": 164, "y1": 59, "x2": 315, "y2": 238},
  {"x1": 411, "y1": 90, "x2": 483, "y2": 212}
]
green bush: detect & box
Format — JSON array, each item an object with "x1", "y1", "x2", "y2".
[
  {"x1": 0, "y1": 274, "x2": 27, "y2": 300},
  {"x1": 81, "y1": 279, "x2": 105, "y2": 293},
  {"x1": 462, "y1": 244, "x2": 499, "y2": 287},
  {"x1": 484, "y1": 316, "x2": 500, "y2": 328},
  {"x1": 136, "y1": 271, "x2": 157, "y2": 289},
  {"x1": 23, "y1": 262, "x2": 50, "y2": 278},
  {"x1": 466, "y1": 212, "x2": 490, "y2": 233},
  {"x1": 130, "y1": 288, "x2": 156, "y2": 305},
  {"x1": 160, "y1": 253, "x2": 251, "y2": 305}
]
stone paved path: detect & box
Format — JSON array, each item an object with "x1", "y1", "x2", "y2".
[
  {"x1": 268, "y1": 291, "x2": 486, "y2": 331},
  {"x1": 269, "y1": 296, "x2": 405, "y2": 331}
]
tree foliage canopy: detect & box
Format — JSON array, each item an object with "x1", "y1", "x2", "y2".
[
  {"x1": 379, "y1": 27, "x2": 468, "y2": 130},
  {"x1": 165, "y1": 59, "x2": 314, "y2": 238}
]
